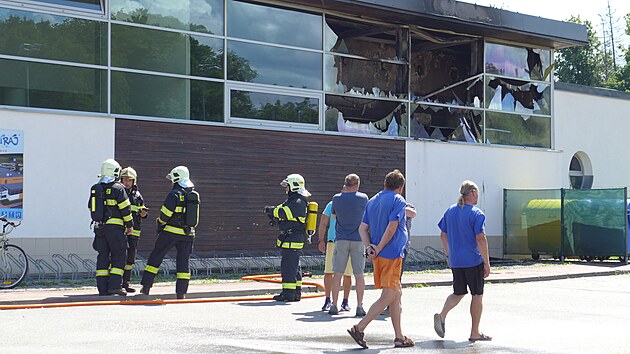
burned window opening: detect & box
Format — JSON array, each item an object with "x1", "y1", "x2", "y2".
[
  {"x1": 416, "y1": 73, "x2": 484, "y2": 107},
  {"x1": 411, "y1": 104, "x2": 482, "y2": 143},
  {"x1": 485, "y1": 42, "x2": 552, "y2": 82},
  {"x1": 485, "y1": 76, "x2": 551, "y2": 116},
  {"x1": 325, "y1": 95, "x2": 407, "y2": 137}
]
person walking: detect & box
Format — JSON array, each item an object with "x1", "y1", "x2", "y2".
[
  {"x1": 318, "y1": 199, "x2": 353, "y2": 312},
  {"x1": 88, "y1": 159, "x2": 133, "y2": 296},
  {"x1": 329, "y1": 174, "x2": 368, "y2": 317},
  {"x1": 140, "y1": 166, "x2": 199, "y2": 299},
  {"x1": 264, "y1": 174, "x2": 310, "y2": 302},
  {"x1": 119, "y1": 167, "x2": 148, "y2": 293},
  {"x1": 347, "y1": 169, "x2": 414, "y2": 349},
  {"x1": 433, "y1": 180, "x2": 491, "y2": 342}
]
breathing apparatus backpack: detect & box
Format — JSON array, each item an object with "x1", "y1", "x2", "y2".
[
  {"x1": 89, "y1": 183, "x2": 106, "y2": 223},
  {"x1": 184, "y1": 189, "x2": 200, "y2": 228},
  {"x1": 305, "y1": 201, "x2": 318, "y2": 243}
]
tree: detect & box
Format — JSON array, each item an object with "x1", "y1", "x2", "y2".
[{"x1": 555, "y1": 16, "x2": 603, "y2": 87}]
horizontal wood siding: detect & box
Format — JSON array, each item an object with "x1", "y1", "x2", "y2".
[{"x1": 115, "y1": 119, "x2": 405, "y2": 256}]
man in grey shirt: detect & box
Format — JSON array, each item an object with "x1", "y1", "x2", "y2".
[{"x1": 329, "y1": 174, "x2": 369, "y2": 316}]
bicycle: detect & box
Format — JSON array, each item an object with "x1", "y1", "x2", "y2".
[{"x1": 0, "y1": 216, "x2": 28, "y2": 289}]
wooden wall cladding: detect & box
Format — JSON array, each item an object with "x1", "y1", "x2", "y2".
[{"x1": 115, "y1": 119, "x2": 405, "y2": 256}]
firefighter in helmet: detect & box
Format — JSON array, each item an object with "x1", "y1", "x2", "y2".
[
  {"x1": 264, "y1": 174, "x2": 310, "y2": 302},
  {"x1": 89, "y1": 159, "x2": 133, "y2": 296},
  {"x1": 140, "y1": 166, "x2": 200, "y2": 299},
  {"x1": 119, "y1": 167, "x2": 148, "y2": 293}
]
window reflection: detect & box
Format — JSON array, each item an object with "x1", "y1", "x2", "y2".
[
  {"x1": 29, "y1": 0, "x2": 102, "y2": 11},
  {"x1": 410, "y1": 104, "x2": 482, "y2": 143},
  {"x1": 230, "y1": 90, "x2": 318, "y2": 124},
  {"x1": 325, "y1": 54, "x2": 408, "y2": 99},
  {"x1": 485, "y1": 76, "x2": 550, "y2": 116},
  {"x1": 111, "y1": 0, "x2": 223, "y2": 35},
  {"x1": 485, "y1": 112, "x2": 550, "y2": 148},
  {"x1": 0, "y1": 58, "x2": 106, "y2": 112},
  {"x1": 324, "y1": 16, "x2": 404, "y2": 61},
  {"x1": 485, "y1": 42, "x2": 551, "y2": 81},
  {"x1": 112, "y1": 24, "x2": 223, "y2": 79},
  {"x1": 228, "y1": 41, "x2": 322, "y2": 90},
  {"x1": 227, "y1": 0, "x2": 321, "y2": 50},
  {"x1": 0, "y1": 8, "x2": 107, "y2": 65},
  {"x1": 325, "y1": 95, "x2": 407, "y2": 137}
]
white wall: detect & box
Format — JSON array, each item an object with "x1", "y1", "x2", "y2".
[
  {"x1": 0, "y1": 109, "x2": 114, "y2": 238},
  {"x1": 554, "y1": 90, "x2": 630, "y2": 188},
  {"x1": 405, "y1": 140, "x2": 563, "y2": 238}
]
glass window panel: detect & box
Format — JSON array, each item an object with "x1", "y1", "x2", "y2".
[
  {"x1": 485, "y1": 111, "x2": 551, "y2": 148},
  {"x1": 325, "y1": 54, "x2": 408, "y2": 99},
  {"x1": 485, "y1": 76, "x2": 551, "y2": 116},
  {"x1": 485, "y1": 42, "x2": 552, "y2": 81},
  {"x1": 227, "y1": 0, "x2": 321, "y2": 50},
  {"x1": 325, "y1": 16, "x2": 404, "y2": 61},
  {"x1": 410, "y1": 104, "x2": 482, "y2": 143},
  {"x1": 0, "y1": 8, "x2": 107, "y2": 65},
  {"x1": 0, "y1": 58, "x2": 106, "y2": 112},
  {"x1": 230, "y1": 90, "x2": 318, "y2": 124},
  {"x1": 569, "y1": 156, "x2": 582, "y2": 172},
  {"x1": 111, "y1": 0, "x2": 223, "y2": 35},
  {"x1": 112, "y1": 24, "x2": 223, "y2": 78},
  {"x1": 227, "y1": 41, "x2": 322, "y2": 90},
  {"x1": 112, "y1": 71, "x2": 223, "y2": 121},
  {"x1": 26, "y1": 0, "x2": 102, "y2": 11},
  {"x1": 325, "y1": 95, "x2": 407, "y2": 137}
]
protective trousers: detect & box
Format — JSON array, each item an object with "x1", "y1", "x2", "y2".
[
  {"x1": 140, "y1": 231, "x2": 193, "y2": 296},
  {"x1": 123, "y1": 235, "x2": 139, "y2": 286},
  {"x1": 93, "y1": 225, "x2": 127, "y2": 295},
  {"x1": 280, "y1": 248, "x2": 303, "y2": 300}
]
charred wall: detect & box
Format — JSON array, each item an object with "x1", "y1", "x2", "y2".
[{"x1": 115, "y1": 119, "x2": 405, "y2": 256}]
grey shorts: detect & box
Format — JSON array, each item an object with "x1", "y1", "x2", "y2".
[{"x1": 332, "y1": 240, "x2": 365, "y2": 275}]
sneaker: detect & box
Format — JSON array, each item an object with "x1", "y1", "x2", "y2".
[
  {"x1": 434, "y1": 313, "x2": 445, "y2": 338},
  {"x1": 355, "y1": 306, "x2": 366, "y2": 317},
  {"x1": 328, "y1": 304, "x2": 339, "y2": 315},
  {"x1": 322, "y1": 298, "x2": 332, "y2": 311},
  {"x1": 340, "y1": 301, "x2": 351, "y2": 312}
]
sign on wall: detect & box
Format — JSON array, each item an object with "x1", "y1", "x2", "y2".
[{"x1": 0, "y1": 130, "x2": 23, "y2": 220}]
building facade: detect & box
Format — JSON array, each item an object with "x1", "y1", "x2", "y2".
[{"x1": 0, "y1": 0, "x2": 628, "y2": 263}]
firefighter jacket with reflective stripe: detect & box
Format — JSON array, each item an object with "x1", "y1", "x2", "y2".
[
  {"x1": 102, "y1": 182, "x2": 133, "y2": 228},
  {"x1": 126, "y1": 185, "x2": 147, "y2": 237},
  {"x1": 267, "y1": 192, "x2": 307, "y2": 246},
  {"x1": 157, "y1": 184, "x2": 194, "y2": 236}
]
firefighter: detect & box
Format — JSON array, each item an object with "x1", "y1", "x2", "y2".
[
  {"x1": 140, "y1": 166, "x2": 199, "y2": 299},
  {"x1": 264, "y1": 174, "x2": 310, "y2": 302},
  {"x1": 89, "y1": 159, "x2": 133, "y2": 296},
  {"x1": 120, "y1": 167, "x2": 148, "y2": 293}
]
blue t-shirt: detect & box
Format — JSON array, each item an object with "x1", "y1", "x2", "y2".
[
  {"x1": 323, "y1": 201, "x2": 336, "y2": 242},
  {"x1": 332, "y1": 191, "x2": 368, "y2": 241},
  {"x1": 437, "y1": 204, "x2": 486, "y2": 268},
  {"x1": 361, "y1": 190, "x2": 407, "y2": 259}
]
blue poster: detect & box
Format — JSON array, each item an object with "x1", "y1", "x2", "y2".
[{"x1": 0, "y1": 130, "x2": 23, "y2": 220}]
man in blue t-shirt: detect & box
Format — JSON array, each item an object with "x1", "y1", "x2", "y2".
[
  {"x1": 433, "y1": 180, "x2": 491, "y2": 343},
  {"x1": 328, "y1": 174, "x2": 368, "y2": 316}
]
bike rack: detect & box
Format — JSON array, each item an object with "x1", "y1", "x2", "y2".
[
  {"x1": 52, "y1": 254, "x2": 78, "y2": 281},
  {"x1": 67, "y1": 254, "x2": 96, "y2": 279}
]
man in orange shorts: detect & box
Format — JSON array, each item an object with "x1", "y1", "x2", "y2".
[{"x1": 347, "y1": 169, "x2": 414, "y2": 349}]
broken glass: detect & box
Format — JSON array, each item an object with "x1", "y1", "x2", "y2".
[
  {"x1": 413, "y1": 74, "x2": 484, "y2": 107},
  {"x1": 324, "y1": 95, "x2": 407, "y2": 137},
  {"x1": 324, "y1": 16, "x2": 405, "y2": 61},
  {"x1": 485, "y1": 76, "x2": 551, "y2": 116},
  {"x1": 485, "y1": 42, "x2": 552, "y2": 81},
  {"x1": 410, "y1": 104, "x2": 482, "y2": 143},
  {"x1": 324, "y1": 54, "x2": 408, "y2": 99},
  {"x1": 485, "y1": 112, "x2": 550, "y2": 148}
]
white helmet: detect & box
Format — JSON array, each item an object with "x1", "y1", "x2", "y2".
[
  {"x1": 166, "y1": 166, "x2": 194, "y2": 188},
  {"x1": 281, "y1": 174, "x2": 311, "y2": 197},
  {"x1": 120, "y1": 167, "x2": 137, "y2": 185},
  {"x1": 98, "y1": 159, "x2": 121, "y2": 183}
]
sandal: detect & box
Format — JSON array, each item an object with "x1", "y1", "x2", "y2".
[
  {"x1": 394, "y1": 336, "x2": 415, "y2": 348},
  {"x1": 469, "y1": 333, "x2": 492, "y2": 342},
  {"x1": 347, "y1": 325, "x2": 368, "y2": 349}
]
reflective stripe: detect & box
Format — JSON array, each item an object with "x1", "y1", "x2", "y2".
[
  {"x1": 177, "y1": 272, "x2": 191, "y2": 280},
  {"x1": 282, "y1": 282, "x2": 297, "y2": 289},
  {"x1": 273, "y1": 204, "x2": 282, "y2": 218},
  {"x1": 161, "y1": 205, "x2": 173, "y2": 217},
  {"x1": 145, "y1": 265, "x2": 159, "y2": 274},
  {"x1": 163, "y1": 225, "x2": 187, "y2": 235},
  {"x1": 131, "y1": 229, "x2": 141, "y2": 237},
  {"x1": 277, "y1": 240, "x2": 304, "y2": 249},
  {"x1": 123, "y1": 214, "x2": 133, "y2": 222},
  {"x1": 106, "y1": 218, "x2": 123, "y2": 226},
  {"x1": 118, "y1": 199, "x2": 131, "y2": 209},
  {"x1": 96, "y1": 269, "x2": 109, "y2": 277},
  {"x1": 106, "y1": 199, "x2": 117, "y2": 206},
  {"x1": 109, "y1": 267, "x2": 124, "y2": 276},
  {"x1": 157, "y1": 217, "x2": 166, "y2": 225},
  {"x1": 297, "y1": 216, "x2": 306, "y2": 223},
  {"x1": 90, "y1": 196, "x2": 96, "y2": 212},
  {"x1": 297, "y1": 280, "x2": 302, "y2": 287},
  {"x1": 124, "y1": 264, "x2": 133, "y2": 271},
  {"x1": 130, "y1": 205, "x2": 140, "y2": 212},
  {"x1": 283, "y1": 206, "x2": 296, "y2": 221},
  {"x1": 174, "y1": 206, "x2": 184, "y2": 213}
]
